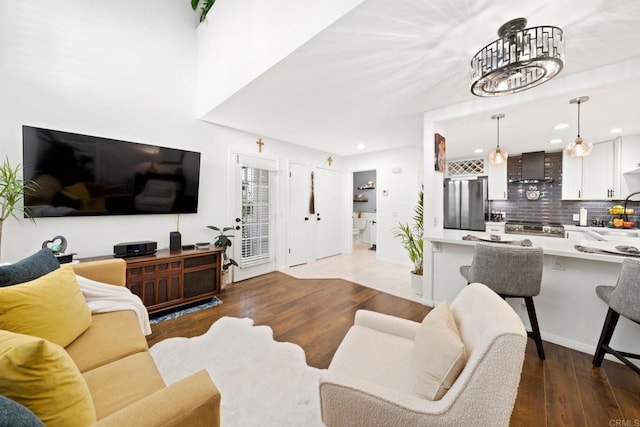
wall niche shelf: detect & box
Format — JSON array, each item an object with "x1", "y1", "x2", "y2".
[{"x1": 357, "y1": 181, "x2": 375, "y2": 190}]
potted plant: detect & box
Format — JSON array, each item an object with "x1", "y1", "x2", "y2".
[
  {"x1": 0, "y1": 157, "x2": 36, "y2": 261},
  {"x1": 393, "y1": 186, "x2": 423, "y2": 295},
  {"x1": 207, "y1": 225, "x2": 238, "y2": 289}
]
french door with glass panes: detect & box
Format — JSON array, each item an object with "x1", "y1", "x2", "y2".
[{"x1": 232, "y1": 154, "x2": 277, "y2": 282}]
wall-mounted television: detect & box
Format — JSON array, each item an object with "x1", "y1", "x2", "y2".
[{"x1": 22, "y1": 126, "x2": 201, "y2": 218}]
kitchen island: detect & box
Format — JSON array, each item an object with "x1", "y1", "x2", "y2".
[{"x1": 423, "y1": 227, "x2": 640, "y2": 359}]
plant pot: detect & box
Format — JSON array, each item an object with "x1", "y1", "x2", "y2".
[
  {"x1": 410, "y1": 271, "x2": 423, "y2": 296},
  {"x1": 221, "y1": 268, "x2": 233, "y2": 291}
]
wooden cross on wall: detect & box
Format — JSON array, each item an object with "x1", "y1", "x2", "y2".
[{"x1": 256, "y1": 138, "x2": 264, "y2": 153}]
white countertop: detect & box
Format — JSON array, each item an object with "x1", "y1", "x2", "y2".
[
  {"x1": 425, "y1": 227, "x2": 640, "y2": 263},
  {"x1": 424, "y1": 226, "x2": 640, "y2": 356}
]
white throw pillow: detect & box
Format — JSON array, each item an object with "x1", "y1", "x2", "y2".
[{"x1": 414, "y1": 301, "x2": 467, "y2": 400}]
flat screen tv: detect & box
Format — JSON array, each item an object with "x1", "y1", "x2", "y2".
[{"x1": 22, "y1": 126, "x2": 201, "y2": 218}]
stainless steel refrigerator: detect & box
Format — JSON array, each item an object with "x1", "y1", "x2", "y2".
[{"x1": 444, "y1": 177, "x2": 487, "y2": 231}]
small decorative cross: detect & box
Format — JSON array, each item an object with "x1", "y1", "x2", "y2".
[
  {"x1": 256, "y1": 138, "x2": 264, "y2": 153},
  {"x1": 327, "y1": 156, "x2": 333, "y2": 166}
]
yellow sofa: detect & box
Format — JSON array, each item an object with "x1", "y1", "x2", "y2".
[
  {"x1": 2, "y1": 258, "x2": 221, "y2": 426},
  {"x1": 73, "y1": 259, "x2": 221, "y2": 426}
]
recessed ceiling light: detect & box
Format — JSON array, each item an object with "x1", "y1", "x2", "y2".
[
  {"x1": 474, "y1": 148, "x2": 484, "y2": 153},
  {"x1": 549, "y1": 138, "x2": 563, "y2": 144},
  {"x1": 553, "y1": 123, "x2": 569, "y2": 130},
  {"x1": 610, "y1": 128, "x2": 623, "y2": 134},
  {"x1": 356, "y1": 144, "x2": 365, "y2": 150}
]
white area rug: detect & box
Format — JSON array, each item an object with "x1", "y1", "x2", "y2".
[{"x1": 149, "y1": 317, "x2": 325, "y2": 427}]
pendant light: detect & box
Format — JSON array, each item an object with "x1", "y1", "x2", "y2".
[
  {"x1": 566, "y1": 96, "x2": 593, "y2": 157},
  {"x1": 489, "y1": 114, "x2": 508, "y2": 165}
]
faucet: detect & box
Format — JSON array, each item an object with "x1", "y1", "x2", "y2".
[{"x1": 623, "y1": 191, "x2": 640, "y2": 222}]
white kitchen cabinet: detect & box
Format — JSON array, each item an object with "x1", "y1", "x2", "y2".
[
  {"x1": 621, "y1": 134, "x2": 640, "y2": 195},
  {"x1": 487, "y1": 160, "x2": 508, "y2": 200},
  {"x1": 581, "y1": 140, "x2": 620, "y2": 199},
  {"x1": 562, "y1": 150, "x2": 583, "y2": 200},
  {"x1": 561, "y1": 139, "x2": 621, "y2": 200}
]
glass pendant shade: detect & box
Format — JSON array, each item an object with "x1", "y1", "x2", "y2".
[
  {"x1": 489, "y1": 147, "x2": 508, "y2": 164},
  {"x1": 566, "y1": 136, "x2": 593, "y2": 157},
  {"x1": 489, "y1": 114, "x2": 508, "y2": 165},
  {"x1": 567, "y1": 96, "x2": 592, "y2": 157}
]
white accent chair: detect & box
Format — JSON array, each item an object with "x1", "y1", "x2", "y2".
[{"x1": 319, "y1": 283, "x2": 527, "y2": 427}]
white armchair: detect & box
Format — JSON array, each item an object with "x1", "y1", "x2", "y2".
[{"x1": 319, "y1": 283, "x2": 527, "y2": 427}]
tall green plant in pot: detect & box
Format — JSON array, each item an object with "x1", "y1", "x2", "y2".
[
  {"x1": 393, "y1": 187, "x2": 423, "y2": 296},
  {"x1": 207, "y1": 225, "x2": 239, "y2": 289},
  {"x1": 0, "y1": 157, "x2": 36, "y2": 261}
]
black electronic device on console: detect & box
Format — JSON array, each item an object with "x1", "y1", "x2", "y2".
[
  {"x1": 113, "y1": 241, "x2": 157, "y2": 258},
  {"x1": 169, "y1": 231, "x2": 182, "y2": 251}
]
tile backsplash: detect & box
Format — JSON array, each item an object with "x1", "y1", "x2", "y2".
[{"x1": 489, "y1": 152, "x2": 638, "y2": 225}]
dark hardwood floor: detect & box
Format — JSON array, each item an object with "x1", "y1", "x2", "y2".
[{"x1": 147, "y1": 272, "x2": 640, "y2": 426}]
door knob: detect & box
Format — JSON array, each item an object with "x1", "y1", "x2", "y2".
[
  {"x1": 235, "y1": 225, "x2": 240, "y2": 230},
  {"x1": 304, "y1": 217, "x2": 309, "y2": 221},
  {"x1": 235, "y1": 217, "x2": 241, "y2": 222},
  {"x1": 317, "y1": 217, "x2": 321, "y2": 221}
]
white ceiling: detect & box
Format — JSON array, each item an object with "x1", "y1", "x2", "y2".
[{"x1": 202, "y1": 0, "x2": 640, "y2": 159}]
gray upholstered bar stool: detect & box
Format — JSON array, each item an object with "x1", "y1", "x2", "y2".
[
  {"x1": 460, "y1": 243, "x2": 545, "y2": 360},
  {"x1": 592, "y1": 258, "x2": 640, "y2": 374}
]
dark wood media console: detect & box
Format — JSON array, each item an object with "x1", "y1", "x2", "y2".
[{"x1": 82, "y1": 248, "x2": 222, "y2": 314}]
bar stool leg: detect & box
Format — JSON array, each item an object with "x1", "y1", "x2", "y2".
[
  {"x1": 524, "y1": 297, "x2": 545, "y2": 360},
  {"x1": 592, "y1": 308, "x2": 620, "y2": 368}
]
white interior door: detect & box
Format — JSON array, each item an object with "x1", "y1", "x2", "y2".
[
  {"x1": 314, "y1": 168, "x2": 343, "y2": 259},
  {"x1": 232, "y1": 154, "x2": 277, "y2": 282},
  {"x1": 288, "y1": 163, "x2": 314, "y2": 267}
]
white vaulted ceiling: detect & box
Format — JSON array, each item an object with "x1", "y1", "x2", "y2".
[{"x1": 200, "y1": 0, "x2": 640, "y2": 159}]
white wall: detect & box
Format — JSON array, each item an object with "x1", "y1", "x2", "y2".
[
  {"x1": 422, "y1": 120, "x2": 444, "y2": 304},
  {"x1": 621, "y1": 133, "x2": 640, "y2": 195},
  {"x1": 196, "y1": 0, "x2": 366, "y2": 116},
  {"x1": 345, "y1": 145, "x2": 424, "y2": 266},
  {"x1": 0, "y1": 1, "x2": 345, "y2": 264},
  {"x1": 0, "y1": 1, "x2": 198, "y2": 262},
  {"x1": 214, "y1": 125, "x2": 346, "y2": 272}
]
